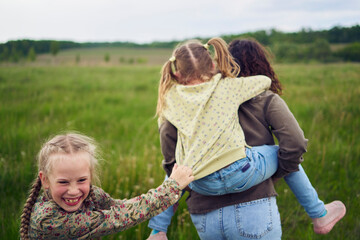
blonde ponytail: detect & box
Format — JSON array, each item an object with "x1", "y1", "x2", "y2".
[
  {"x1": 20, "y1": 177, "x2": 42, "y2": 240},
  {"x1": 156, "y1": 37, "x2": 240, "y2": 118},
  {"x1": 156, "y1": 60, "x2": 176, "y2": 117},
  {"x1": 208, "y1": 38, "x2": 240, "y2": 78}
]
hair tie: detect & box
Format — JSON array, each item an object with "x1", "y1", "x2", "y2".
[
  {"x1": 169, "y1": 56, "x2": 176, "y2": 62},
  {"x1": 203, "y1": 43, "x2": 209, "y2": 50}
]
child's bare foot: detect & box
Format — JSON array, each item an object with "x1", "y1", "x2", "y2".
[
  {"x1": 146, "y1": 231, "x2": 168, "y2": 240},
  {"x1": 312, "y1": 200, "x2": 346, "y2": 234}
]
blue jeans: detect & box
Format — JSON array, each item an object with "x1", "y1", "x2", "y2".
[
  {"x1": 148, "y1": 145, "x2": 326, "y2": 232},
  {"x1": 148, "y1": 176, "x2": 184, "y2": 233},
  {"x1": 189, "y1": 145, "x2": 279, "y2": 195},
  {"x1": 284, "y1": 164, "x2": 325, "y2": 218},
  {"x1": 190, "y1": 197, "x2": 282, "y2": 240},
  {"x1": 148, "y1": 203, "x2": 175, "y2": 233}
]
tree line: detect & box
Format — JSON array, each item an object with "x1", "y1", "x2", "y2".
[
  {"x1": 0, "y1": 40, "x2": 81, "y2": 62},
  {"x1": 0, "y1": 24, "x2": 359, "y2": 63},
  {"x1": 222, "y1": 25, "x2": 360, "y2": 62}
]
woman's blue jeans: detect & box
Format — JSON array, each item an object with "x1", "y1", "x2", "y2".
[{"x1": 190, "y1": 197, "x2": 282, "y2": 240}]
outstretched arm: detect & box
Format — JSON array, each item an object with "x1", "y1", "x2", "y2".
[{"x1": 29, "y1": 167, "x2": 193, "y2": 239}]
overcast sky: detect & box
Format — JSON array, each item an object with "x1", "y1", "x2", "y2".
[{"x1": 0, "y1": 0, "x2": 359, "y2": 44}]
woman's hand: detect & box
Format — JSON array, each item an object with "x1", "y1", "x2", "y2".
[{"x1": 169, "y1": 164, "x2": 194, "y2": 190}]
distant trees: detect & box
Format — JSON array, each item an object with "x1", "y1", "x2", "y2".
[
  {"x1": 104, "y1": 53, "x2": 110, "y2": 62},
  {"x1": 0, "y1": 40, "x2": 80, "y2": 62},
  {"x1": 223, "y1": 25, "x2": 360, "y2": 63},
  {"x1": 327, "y1": 25, "x2": 360, "y2": 43},
  {"x1": 50, "y1": 41, "x2": 59, "y2": 56},
  {"x1": 335, "y1": 42, "x2": 360, "y2": 62},
  {"x1": 271, "y1": 38, "x2": 333, "y2": 63},
  {"x1": 27, "y1": 47, "x2": 36, "y2": 61},
  {"x1": 272, "y1": 42, "x2": 303, "y2": 62},
  {"x1": 9, "y1": 46, "x2": 20, "y2": 62},
  {"x1": 0, "y1": 46, "x2": 9, "y2": 61},
  {"x1": 307, "y1": 39, "x2": 332, "y2": 62},
  {"x1": 0, "y1": 25, "x2": 359, "y2": 63}
]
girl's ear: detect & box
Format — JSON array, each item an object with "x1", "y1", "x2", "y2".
[
  {"x1": 39, "y1": 171, "x2": 49, "y2": 189},
  {"x1": 174, "y1": 71, "x2": 181, "y2": 78}
]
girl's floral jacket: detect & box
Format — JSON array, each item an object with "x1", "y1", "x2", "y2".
[{"x1": 28, "y1": 179, "x2": 180, "y2": 239}]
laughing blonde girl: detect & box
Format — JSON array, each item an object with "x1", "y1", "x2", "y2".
[{"x1": 20, "y1": 132, "x2": 193, "y2": 239}]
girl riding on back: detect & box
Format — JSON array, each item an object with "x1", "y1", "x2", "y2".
[{"x1": 157, "y1": 37, "x2": 277, "y2": 194}]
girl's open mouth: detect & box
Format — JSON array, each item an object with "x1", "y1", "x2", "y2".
[{"x1": 63, "y1": 196, "x2": 82, "y2": 206}]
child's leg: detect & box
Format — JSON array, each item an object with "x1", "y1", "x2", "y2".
[
  {"x1": 284, "y1": 165, "x2": 326, "y2": 218},
  {"x1": 284, "y1": 164, "x2": 346, "y2": 234},
  {"x1": 148, "y1": 175, "x2": 182, "y2": 234},
  {"x1": 242, "y1": 145, "x2": 280, "y2": 188},
  {"x1": 189, "y1": 145, "x2": 279, "y2": 195},
  {"x1": 148, "y1": 204, "x2": 175, "y2": 233}
]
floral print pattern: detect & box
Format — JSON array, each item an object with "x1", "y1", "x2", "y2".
[
  {"x1": 28, "y1": 179, "x2": 180, "y2": 239},
  {"x1": 163, "y1": 74, "x2": 271, "y2": 179}
]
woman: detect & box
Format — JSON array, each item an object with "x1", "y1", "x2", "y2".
[{"x1": 148, "y1": 38, "x2": 345, "y2": 240}]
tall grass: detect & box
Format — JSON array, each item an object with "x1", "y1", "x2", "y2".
[{"x1": 0, "y1": 63, "x2": 359, "y2": 239}]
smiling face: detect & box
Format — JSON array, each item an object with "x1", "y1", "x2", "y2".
[{"x1": 39, "y1": 152, "x2": 91, "y2": 212}]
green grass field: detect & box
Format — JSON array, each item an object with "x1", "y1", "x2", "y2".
[{"x1": 0, "y1": 49, "x2": 359, "y2": 239}]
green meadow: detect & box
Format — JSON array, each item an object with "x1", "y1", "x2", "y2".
[{"x1": 0, "y1": 48, "x2": 359, "y2": 239}]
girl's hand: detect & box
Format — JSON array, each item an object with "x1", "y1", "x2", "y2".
[{"x1": 169, "y1": 164, "x2": 194, "y2": 190}]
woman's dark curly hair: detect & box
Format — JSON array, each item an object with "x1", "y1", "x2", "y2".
[{"x1": 228, "y1": 38, "x2": 283, "y2": 95}]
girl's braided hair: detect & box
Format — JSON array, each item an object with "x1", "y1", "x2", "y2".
[
  {"x1": 20, "y1": 177, "x2": 42, "y2": 239},
  {"x1": 19, "y1": 132, "x2": 101, "y2": 239}
]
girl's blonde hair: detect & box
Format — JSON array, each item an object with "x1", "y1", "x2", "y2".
[
  {"x1": 20, "y1": 132, "x2": 101, "y2": 239},
  {"x1": 156, "y1": 37, "x2": 240, "y2": 117}
]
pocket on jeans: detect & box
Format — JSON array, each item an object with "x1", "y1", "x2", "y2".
[
  {"x1": 235, "y1": 198, "x2": 273, "y2": 238},
  {"x1": 232, "y1": 167, "x2": 264, "y2": 192},
  {"x1": 190, "y1": 213, "x2": 206, "y2": 233}
]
